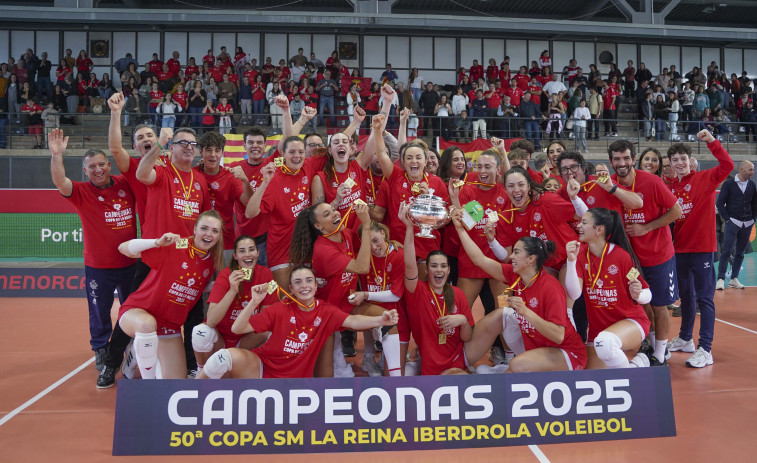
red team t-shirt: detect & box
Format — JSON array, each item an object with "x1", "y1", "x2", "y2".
[
  {"x1": 575, "y1": 243, "x2": 651, "y2": 342},
  {"x1": 312, "y1": 231, "x2": 358, "y2": 314},
  {"x1": 249, "y1": 299, "x2": 349, "y2": 378},
  {"x1": 363, "y1": 169, "x2": 384, "y2": 207},
  {"x1": 194, "y1": 166, "x2": 244, "y2": 250},
  {"x1": 496, "y1": 193, "x2": 577, "y2": 269},
  {"x1": 667, "y1": 141, "x2": 734, "y2": 253},
  {"x1": 207, "y1": 265, "x2": 278, "y2": 348},
  {"x1": 457, "y1": 183, "x2": 510, "y2": 278},
  {"x1": 359, "y1": 245, "x2": 405, "y2": 312},
  {"x1": 375, "y1": 165, "x2": 450, "y2": 260},
  {"x1": 500, "y1": 264, "x2": 587, "y2": 370},
  {"x1": 401, "y1": 282, "x2": 475, "y2": 375},
  {"x1": 229, "y1": 158, "x2": 273, "y2": 240},
  {"x1": 64, "y1": 176, "x2": 137, "y2": 268},
  {"x1": 118, "y1": 245, "x2": 215, "y2": 334},
  {"x1": 612, "y1": 169, "x2": 677, "y2": 267},
  {"x1": 315, "y1": 160, "x2": 367, "y2": 234}
]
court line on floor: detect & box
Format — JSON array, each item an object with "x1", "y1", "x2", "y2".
[
  {"x1": 528, "y1": 445, "x2": 552, "y2": 463},
  {"x1": 0, "y1": 357, "x2": 93, "y2": 427},
  {"x1": 715, "y1": 317, "x2": 757, "y2": 335}
]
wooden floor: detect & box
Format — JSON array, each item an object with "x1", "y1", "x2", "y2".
[{"x1": 1, "y1": 285, "x2": 756, "y2": 462}]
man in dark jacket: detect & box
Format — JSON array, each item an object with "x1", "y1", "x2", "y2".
[
  {"x1": 418, "y1": 81, "x2": 439, "y2": 139},
  {"x1": 519, "y1": 92, "x2": 544, "y2": 150},
  {"x1": 716, "y1": 160, "x2": 756, "y2": 290}
]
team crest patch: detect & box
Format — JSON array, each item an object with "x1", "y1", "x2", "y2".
[
  {"x1": 173, "y1": 178, "x2": 179, "y2": 183},
  {"x1": 684, "y1": 184, "x2": 692, "y2": 192},
  {"x1": 98, "y1": 196, "x2": 104, "y2": 201},
  {"x1": 187, "y1": 278, "x2": 195, "y2": 286},
  {"x1": 284, "y1": 187, "x2": 290, "y2": 193},
  {"x1": 118, "y1": 190, "x2": 126, "y2": 197},
  {"x1": 211, "y1": 181, "x2": 220, "y2": 190},
  {"x1": 534, "y1": 213, "x2": 541, "y2": 221},
  {"x1": 203, "y1": 269, "x2": 210, "y2": 278},
  {"x1": 387, "y1": 263, "x2": 392, "y2": 272},
  {"x1": 113, "y1": 203, "x2": 121, "y2": 210},
  {"x1": 596, "y1": 279, "x2": 603, "y2": 288},
  {"x1": 89, "y1": 280, "x2": 98, "y2": 290},
  {"x1": 587, "y1": 196, "x2": 596, "y2": 205},
  {"x1": 497, "y1": 196, "x2": 505, "y2": 204},
  {"x1": 298, "y1": 332, "x2": 308, "y2": 342},
  {"x1": 516, "y1": 227, "x2": 523, "y2": 232},
  {"x1": 530, "y1": 230, "x2": 537, "y2": 237},
  {"x1": 529, "y1": 297, "x2": 538, "y2": 308},
  {"x1": 290, "y1": 316, "x2": 296, "y2": 324},
  {"x1": 182, "y1": 262, "x2": 188, "y2": 269},
  {"x1": 194, "y1": 182, "x2": 201, "y2": 190},
  {"x1": 608, "y1": 265, "x2": 619, "y2": 275},
  {"x1": 314, "y1": 317, "x2": 322, "y2": 327},
  {"x1": 298, "y1": 192, "x2": 305, "y2": 200},
  {"x1": 241, "y1": 301, "x2": 249, "y2": 308},
  {"x1": 302, "y1": 176, "x2": 308, "y2": 184}
]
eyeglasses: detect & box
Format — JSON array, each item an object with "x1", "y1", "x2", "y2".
[
  {"x1": 306, "y1": 143, "x2": 324, "y2": 148},
  {"x1": 173, "y1": 140, "x2": 198, "y2": 148},
  {"x1": 559, "y1": 164, "x2": 583, "y2": 174}
]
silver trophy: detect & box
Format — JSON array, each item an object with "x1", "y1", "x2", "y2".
[{"x1": 409, "y1": 192, "x2": 450, "y2": 239}]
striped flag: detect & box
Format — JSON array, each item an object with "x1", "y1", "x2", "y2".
[
  {"x1": 438, "y1": 137, "x2": 520, "y2": 166},
  {"x1": 222, "y1": 134, "x2": 292, "y2": 165}
]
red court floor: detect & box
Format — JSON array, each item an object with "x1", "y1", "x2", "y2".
[{"x1": 1, "y1": 289, "x2": 756, "y2": 462}]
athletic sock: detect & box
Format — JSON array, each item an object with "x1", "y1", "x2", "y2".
[
  {"x1": 134, "y1": 331, "x2": 159, "y2": 379},
  {"x1": 382, "y1": 334, "x2": 401, "y2": 376},
  {"x1": 654, "y1": 339, "x2": 668, "y2": 360}
]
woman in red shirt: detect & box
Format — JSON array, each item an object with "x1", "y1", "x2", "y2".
[
  {"x1": 198, "y1": 266, "x2": 398, "y2": 379},
  {"x1": 191, "y1": 235, "x2": 278, "y2": 373},
  {"x1": 117, "y1": 210, "x2": 224, "y2": 379},
  {"x1": 565, "y1": 208, "x2": 652, "y2": 368},
  {"x1": 251, "y1": 74, "x2": 266, "y2": 119},
  {"x1": 453, "y1": 211, "x2": 587, "y2": 373},
  {"x1": 76, "y1": 49, "x2": 93, "y2": 81},
  {"x1": 56, "y1": 59, "x2": 71, "y2": 82}
]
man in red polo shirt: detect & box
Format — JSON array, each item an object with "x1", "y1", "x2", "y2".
[
  {"x1": 470, "y1": 59, "x2": 484, "y2": 83},
  {"x1": 49, "y1": 129, "x2": 137, "y2": 383},
  {"x1": 166, "y1": 51, "x2": 182, "y2": 76},
  {"x1": 666, "y1": 131, "x2": 734, "y2": 368}
]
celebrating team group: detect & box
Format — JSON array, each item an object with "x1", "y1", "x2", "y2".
[{"x1": 49, "y1": 83, "x2": 735, "y2": 388}]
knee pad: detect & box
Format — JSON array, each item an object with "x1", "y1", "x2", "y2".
[
  {"x1": 134, "y1": 331, "x2": 159, "y2": 379},
  {"x1": 204, "y1": 349, "x2": 233, "y2": 379},
  {"x1": 593, "y1": 331, "x2": 623, "y2": 362},
  {"x1": 192, "y1": 324, "x2": 219, "y2": 353}
]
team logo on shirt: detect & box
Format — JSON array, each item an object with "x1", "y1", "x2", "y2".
[
  {"x1": 98, "y1": 196, "x2": 104, "y2": 201},
  {"x1": 402, "y1": 182, "x2": 408, "y2": 188},
  {"x1": 174, "y1": 178, "x2": 179, "y2": 184},
  {"x1": 596, "y1": 279, "x2": 604, "y2": 288},
  {"x1": 298, "y1": 332, "x2": 309, "y2": 342},
  {"x1": 387, "y1": 263, "x2": 392, "y2": 272},
  {"x1": 587, "y1": 196, "x2": 596, "y2": 205},
  {"x1": 530, "y1": 230, "x2": 537, "y2": 237},
  {"x1": 314, "y1": 317, "x2": 322, "y2": 327},
  {"x1": 516, "y1": 227, "x2": 523, "y2": 232},
  {"x1": 113, "y1": 203, "x2": 122, "y2": 211},
  {"x1": 194, "y1": 182, "x2": 201, "y2": 190},
  {"x1": 211, "y1": 181, "x2": 220, "y2": 190},
  {"x1": 182, "y1": 262, "x2": 188, "y2": 269},
  {"x1": 637, "y1": 193, "x2": 644, "y2": 201},
  {"x1": 332, "y1": 182, "x2": 339, "y2": 188},
  {"x1": 284, "y1": 187, "x2": 291, "y2": 193},
  {"x1": 528, "y1": 297, "x2": 538, "y2": 308},
  {"x1": 449, "y1": 304, "x2": 458, "y2": 314},
  {"x1": 497, "y1": 196, "x2": 505, "y2": 204},
  {"x1": 534, "y1": 213, "x2": 541, "y2": 222},
  {"x1": 290, "y1": 316, "x2": 296, "y2": 324},
  {"x1": 302, "y1": 176, "x2": 309, "y2": 184},
  {"x1": 608, "y1": 265, "x2": 619, "y2": 275},
  {"x1": 187, "y1": 278, "x2": 196, "y2": 286},
  {"x1": 250, "y1": 180, "x2": 258, "y2": 189},
  {"x1": 90, "y1": 280, "x2": 98, "y2": 290},
  {"x1": 298, "y1": 192, "x2": 305, "y2": 201},
  {"x1": 684, "y1": 184, "x2": 692, "y2": 192},
  {"x1": 241, "y1": 301, "x2": 249, "y2": 308},
  {"x1": 118, "y1": 190, "x2": 126, "y2": 197},
  {"x1": 203, "y1": 269, "x2": 210, "y2": 278}
]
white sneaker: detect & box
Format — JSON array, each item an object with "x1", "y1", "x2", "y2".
[
  {"x1": 333, "y1": 362, "x2": 355, "y2": 378},
  {"x1": 629, "y1": 352, "x2": 650, "y2": 368},
  {"x1": 668, "y1": 336, "x2": 695, "y2": 353},
  {"x1": 475, "y1": 363, "x2": 509, "y2": 374},
  {"x1": 685, "y1": 347, "x2": 713, "y2": 368},
  {"x1": 121, "y1": 340, "x2": 137, "y2": 379},
  {"x1": 361, "y1": 355, "x2": 383, "y2": 377},
  {"x1": 715, "y1": 279, "x2": 725, "y2": 290},
  {"x1": 729, "y1": 278, "x2": 745, "y2": 289}
]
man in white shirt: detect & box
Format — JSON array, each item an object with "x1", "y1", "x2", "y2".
[{"x1": 542, "y1": 73, "x2": 567, "y2": 97}]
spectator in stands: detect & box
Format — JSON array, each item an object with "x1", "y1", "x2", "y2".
[
  {"x1": 0, "y1": 96, "x2": 7, "y2": 148},
  {"x1": 217, "y1": 73, "x2": 238, "y2": 108},
  {"x1": 55, "y1": 59, "x2": 70, "y2": 83},
  {"x1": 201, "y1": 99, "x2": 217, "y2": 133},
  {"x1": 12, "y1": 59, "x2": 28, "y2": 84},
  {"x1": 667, "y1": 92, "x2": 680, "y2": 140},
  {"x1": 435, "y1": 93, "x2": 452, "y2": 140},
  {"x1": 693, "y1": 86, "x2": 710, "y2": 117},
  {"x1": 36, "y1": 52, "x2": 52, "y2": 102},
  {"x1": 573, "y1": 98, "x2": 590, "y2": 154},
  {"x1": 586, "y1": 86, "x2": 602, "y2": 140},
  {"x1": 63, "y1": 49, "x2": 75, "y2": 69},
  {"x1": 716, "y1": 160, "x2": 756, "y2": 290},
  {"x1": 120, "y1": 62, "x2": 140, "y2": 89},
  {"x1": 708, "y1": 84, "x2": 723, "y2": 112},
  {"x1": 157, "y1": 92, "x2": 181, "y2": 129},
  {"x1": 98, "y1": 73, "x2": 116, "y2": 99},
  {"x1": 419, "y1": 81, "x2": 440, "y2": 139},
  {"x1": 316, "y1": 69, "x2": 338, "y2": 127},
  {"x1": 41, "y1": 101, "x2": 59, "y2": 143},
  {"x1": 204, "y1": 76, "x2": 218, "y2": 105},
  {"x1": 114, "y1": 53, "x2": 138, "y2": 79},
  {"x1": 654, "y1": 94, "x2": 668, "y2": 141},
  {"x1": 519, "y1": 91, "x2": 544, "y2": 150},
  {"x1": 739, "y1": 100, "x2": 757, "y2": 142},
  {"x1": 408, "y1": 68, "x2": 423, "y2": 104},
  {"x1": 7, "y1": 74, "x2": 20, "y2": 124},
  {"x1": 602, "y1": 80, "x2": 619, "y2": 137},
  {"x1": 267, "y1": 81, "x2": 284, "y2": 131},
  {"x1": 21, "y1": 98, "x2": 44, "y2": 148},
  {"x1": 140, "y1": 63, "x2": 155, "y2": 85},
  {"x1": 148, "y1": 81, "x2": 163, "y2": 125},
  {"x1": 124, "y1": 87, "x2": 144, "y2": 127},
  {"x1": 381, "y1": 63, "x2": 398, "y2": 85},
  {"x1": 76, "y1": 50, "x2": 93, "y2": 81},
  {"x1": 623, "y1": 60, "x2": 636, "y2": 98}
]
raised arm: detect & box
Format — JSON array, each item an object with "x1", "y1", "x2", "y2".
[
  {"x1": 118, "y1": 232, "x2": 179, "y2": 259},
  {"x1": 277, "y1": 94, "x2": 294, "y2": 154},
  {"x1": 344, "y1": 204, "x2": 373, "y2": 274},
  {"x1": 136, "y1": 127, "x2": 172, "y2": 185},
  {"x1": 231, "y1": 284, "x2": 269, "y2": 335},
  {"x1": 356, "y1": 112, "x2": 382, "y2": 171},
  {"x1": 397, "y1": 107, "x2": 409, "y2": 147},
  {"x1": 374, "y1": 114, "x2": 394, "y2": 180},
  {"x1": 451, "y1": 209, "x2": 506, "y2": 281},
  {"x1": 49, "y1": 129, "x2": 73, "y2": 196},
  {"x1": 399, "y1": 202, "x2": 419, "y2": 293},
  {"x1": 107, "y1": 92, "x2": 132, "y2": 173},
  {"x1": 342, "y1": 310, "x2": 399, "y2": 331},
  {"x1": 245, "y1": 163, "x2": 275, "y2": 218}
]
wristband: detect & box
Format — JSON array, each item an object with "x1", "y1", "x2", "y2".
[{"x1": 609, "y1": 185, "x2": 618, "y2": 195}]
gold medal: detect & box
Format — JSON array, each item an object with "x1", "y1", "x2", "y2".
[
  {"x1": 597, "y1": 173, "x2": 610, "y2": 183},
  {"x1": 242, "y1": 268, "x2": 252, "y2": 280},
  {"x1": 452, "y1": 179, "x2": 465, "y2": 188},
  {"x1": 626, "y1": 267, "x2": 640, "y2": 281},
  {"x1": 175, "y1": 238, "x2": 189, "y2": 249},
  {"x1": 354, "y1": 198, "x2": 367, "y2": 206},
  {"x1": 438, "y1": 333, "x2": 447, "y2": 344},
  {"x1": 183, "y1": 203, "x2": 193, "y2": 216},
  {"x1": 411, "y1": 183, "x2": 421, "y2": 194},
  {"x1": 266, "y1": 280, "x2": 279, "y2": 295},
  {"x1": 344, "y1": 177, "x2": 356, "y2": 189},
  {"x1": 273, "y1": 157, "x2": 284, "y2": 167}
]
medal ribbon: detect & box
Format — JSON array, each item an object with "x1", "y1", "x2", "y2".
[
  {"x1": 170, "y1": 162, "x2": 194, "y2": 200},
  {"x1": 586, "y1": 242, "x2": 609, "y2": 290}
]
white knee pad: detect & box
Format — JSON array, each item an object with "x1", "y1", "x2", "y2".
[
  {"x1": 134, "y1": 331, "x2": 159, "y2": 380},
  {"x1": 502, "y1": 307, "x2": 526, "y2": 355},
  {"x1": 204, "y1": 349, "x2": 233, "y2": 379},
  {"x1": 593, "y1": 331, "x2": 629, "y2": 369},
  {"x1": 192, "y1": 324, "x2": 219, "y2": 353}
]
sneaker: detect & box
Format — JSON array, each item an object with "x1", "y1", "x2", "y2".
[
  {"x1": 640, "y1": 339, "x2": 653, "y2": 358},
  {"x1": 671, "y1": 305, "x2": 681, "y2": 317},
  {"x1": 629, "y1": 352, "x2": 650, "y2": 367},
  {"x1": 650, "y1": 355, "x2": 668, "y2": 367},
  {"x1": 488, "y1": 346, "x2": 507, "y2": 365},
  {"x1": 715, "y1": 279, "x2": 725, "y2": 290},
  {"x1": 187, "y1": 368, "x2": 199, "y2": 379},
  {"x1": 685, "y1": 347, "x2": 714, "y2": 368},
  {"x1": 94, "y1": 348, "x2": 107, "y2": 372},
  {"x1": 668, "y1": 336, "x2": 695, "y2": 353},
  {"x1": 728, "y1": 278, "x2": 745, "y2": 289},
  {"x1": 612, "y1": 133, "x2": 619, "y2": 137},
  {"x1": 341, "y1": 331, "x2": 356, "y2": 357},
  {"x1": 361, "y1": 355, "x2": 383, "y2": 377},
  {"x1": 475, "y1": 363, "x2": 509, "y2": 374},
  {"x1": 97, "y1": 365, "x2": 117, "y2": 389},
  {"x1": 334, "y1": 362, "x2": 355, "y2": 378},
  {"x1": 665, "y1": 347, "x2": 672, "y2": 360},
  {"x1": 121, "y1": 340, "x2": 137, "y2": 380}
]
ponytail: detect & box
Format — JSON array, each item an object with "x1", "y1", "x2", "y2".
[
  {"x1": 518, "y1": 237, "x2": 555, "y2": 271},
  {"x1": 587, "y1": 208, "x2": 643, "y2": 273},
  {"x1": 288, "y1": 204, "x2": 323, "y2": 266}
]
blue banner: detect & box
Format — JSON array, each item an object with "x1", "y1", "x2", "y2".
[
  {"x1": 0, "y1": 267, "x2": 85, "y2": 298},
  {"x1": 113, "y1": 368, "x2": 675, "y2": 455}
]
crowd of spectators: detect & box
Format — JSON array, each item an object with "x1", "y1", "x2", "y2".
[{"x1": 1, "y1": 44, "x2": 756, "y2": 149}]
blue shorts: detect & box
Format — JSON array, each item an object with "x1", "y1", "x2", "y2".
[{"x1": 642, "y1": 256, "x2": 679, "y2": 307}]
